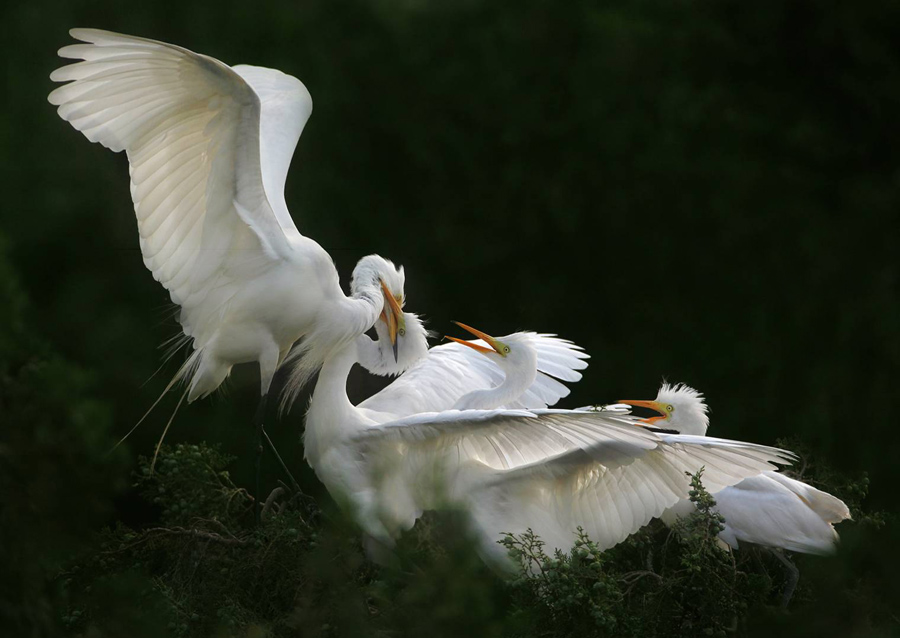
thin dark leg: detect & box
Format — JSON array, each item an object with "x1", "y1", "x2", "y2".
[
  {"x1": 253, "y1": 394, "x2": 268, "y2": 525},
  {"x1": 261, "y1": 428, "x2": 301, "y2": 493},
  {"x1": 770, "y1": 548, "x2": 799, "y2": 607},
  {"x1": 260, "y1": 362, "x2": 302, "y2": 494}
]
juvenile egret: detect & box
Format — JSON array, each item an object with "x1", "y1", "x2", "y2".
[
  {"x1": 304, "y1": 319, "x2": 590, "y2": 548},
  {"x1": 619, "y1": 383, "x2": 851, "y2": 555},
  {"x1": 307, "y1": 322, "x2": 796, "y2": 563},
  {"x1": 359, "y1": 321, "x2": 590, "y2": 417}
]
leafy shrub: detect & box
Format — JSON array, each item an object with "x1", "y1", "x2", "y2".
[{"x1": 55, "y1": 450, "x2": 895, "y2": 638}]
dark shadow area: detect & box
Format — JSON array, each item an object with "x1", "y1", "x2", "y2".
[{"x1": 2, "y1": 0, "x2": 898, "y2": 635}]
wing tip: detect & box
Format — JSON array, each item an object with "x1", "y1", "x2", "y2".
[
  {"x1": 47, "y1": 87, "x2": 64, "y2": 105},
  {"x1": 69, "y1": 27, "x2": 118, "y2": 42}
]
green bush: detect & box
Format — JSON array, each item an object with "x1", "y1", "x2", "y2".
[{"x1": 52, "y1": 447, "x2": 895, "y2": 638}]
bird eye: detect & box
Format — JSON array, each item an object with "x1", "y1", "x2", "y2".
[
  {"x1": 503, "y1": 346, "x2": 510, "y2": 354},
  {"x1": 399, "y1": 328, "x2": 406, "y2": 337},
  {"x1": 666, "y1": 405, "x2": 673, "y2": 412}
]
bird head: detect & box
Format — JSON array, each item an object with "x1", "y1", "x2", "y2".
[
  {"x1": 618, "y1": 382, "x2": 709, "y2": 435},
  {"x1": 364, "y1": 311, "x2": 430, "y2": 376},
  {"x1": 445, "y1": 322, "x2": 538, "y2": 373},
  {"x1": 350, "y1": 255, "x2": 407, "y2": 361}
]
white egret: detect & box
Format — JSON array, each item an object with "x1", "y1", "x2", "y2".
[
  {"x1": 358, "y1": 321, "x2": 590, "y2": 417},
  {"x1": 47, "y1": 29, "x2": 417, "y2": 500},
  {"x1": 306, "y1": 321, "x2": 796, "y2": 564},
  {"x1": 48, "y1": 28, "x2": 409, "y2": 408},
  {"x1": 304, "y1": 319, "x2": 590, "y2": 551},
  {"x1": 618, "y1": 383, "x2": 851, "y2": 555}
]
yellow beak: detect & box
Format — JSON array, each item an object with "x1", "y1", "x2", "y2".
[
  {"x1": 380, "y1": 280, "x2": 405, "y2": 362},
  {"x1": 618, "y1": 399, "x2": 667, "y2": 425},
  {"x1": 445, "y1": 321, "x2": 504, "y2": 355}
]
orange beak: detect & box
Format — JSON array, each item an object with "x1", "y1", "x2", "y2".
[
  {"x1": 618, "y1": 399, "x2": 667, "y2": 425},
  {"x1": 444, "y1": 321, "x2": 502, "y2": 355},
  {"x1": 379, "y1": 280, "x2": 405, "y2": 361}
]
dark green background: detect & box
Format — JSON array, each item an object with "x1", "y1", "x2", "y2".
[{"x1": 3, "y1": 0, "x2": 898, "y2": 561}]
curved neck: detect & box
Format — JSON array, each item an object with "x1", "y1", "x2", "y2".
[
  {"x1": 281, "y1": 281, "x2": 382, "y2": 409},
  {"x1": 453, "y1": 362, "x2": 537, "y2": 410},
  {"x1": 342, "y1": 277, "x2": 383, "y2": 334},
  {"x1": 303, "y1": 337, "x2": 367, "y2": 464},
  {"x1": 310, "y1": 344, "x2": 358, "y2": 413},
  {"x1": 356, "y1": 334, "x2": 382, "y2": 372}
]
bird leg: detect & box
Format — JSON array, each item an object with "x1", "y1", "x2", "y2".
[
  {"x1": 258, "y1": 355, "x2": 302, "y2": 495},
  {"x1": 253, "y1": 393, "x2": 302, "y2": 525},
  {"x1": 769, "y1": 548, "x2": 800, "y2": 607},
  {"x1": 253, "y1": 394, "x2": 268, "y2": 525},
  {"x1": 261, "y1": 427, "x2": 302, "y2": 494}
]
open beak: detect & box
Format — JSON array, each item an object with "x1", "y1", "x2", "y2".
[
  {"x1": 444, "y1": 321, "x2": 503, "y2": 355},
  {"x1": 379, "y1": 280, "x2": 405, "y2": 362},
  {"x1": 618, "y1": 399, "x2": 667, "y2": 425}
]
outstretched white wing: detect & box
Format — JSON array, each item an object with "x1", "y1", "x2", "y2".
[
  {"x1": 358, "y1": 333, "x2": 589, "y2": 416},
  {"x1": 355, "y1": 409, "x2": 795, "y2": 553},
  {"x1": 48, "y1": 29, "x2": 313, "y2": 341}
]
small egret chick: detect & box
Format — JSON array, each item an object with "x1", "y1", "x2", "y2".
[
  {"x1": 619, "y1": 383, "x2": 851, "y2": 555},
  {"x1": 445, "y1": 323, "x2": 539, "y2": 410},
  {"x1": 358, "y1": 322, "x2": 589, "y2": 419}
]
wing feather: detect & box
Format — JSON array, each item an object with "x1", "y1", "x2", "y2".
[
  {"x1": 471, "y1": 426, "x2": 794, "y2": 552},
  {"x1": 357, "y1": 408, "x2": 794, "y2": 554},
  {"x1": 49, "y1": 29, "x2": 312, "y2": 345},
  {"x1": 358, "y1": 333, "x2": 589, "y2": 416}
]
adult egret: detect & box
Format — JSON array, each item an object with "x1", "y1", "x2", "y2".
[
  {"x1": 48, "y1": 28, "x2": 409, "y2": 407},
  {"x1": 47, "y1": 29, "x2": 416, "y2": 498},
  {"x1": 619, "y1": 383, "x2": 851, "y2": 555},
  {"x1": 307, "y1": 321, "x2": 796, "y2": 563}
]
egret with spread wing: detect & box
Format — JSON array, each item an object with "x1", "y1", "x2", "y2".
[
  {"x1": 307, "y1": 321, "x2": 796, "y2": 564},
  {"x1": 619, "y1": 383, "x2": 851, "y2": 555},
  {"x1": 304, "y1": 319, "x2": 589, "y2": 550},
  {"x1": 47, "y1": 30, "x2": 411, "y2": 483},
  {"x1": 359, "y1": 321, "x2": 590, "y2": 417}
]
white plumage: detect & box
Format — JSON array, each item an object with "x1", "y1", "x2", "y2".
[
  {"x1": 305, "y1": 321, "x2": 795, "y2": 563},
  {"x1": 49, "y1": 29, "x2": 407, "y2": 404},
  {"x1": 620, "y1": 383, "x2": 851, "y2": 555},
  {"x1": 303, "y1": 319, "x2": 593, "y2": 542},
  {"x1": 359, "y1": 329, "x2": 589, "y2": 417}
]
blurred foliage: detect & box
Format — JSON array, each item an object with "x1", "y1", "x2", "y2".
[
  {"x1": 0, "y1": 234, "x2": 128, "y2": 635},
  {"x1": 2, "y1": 0, "x2": 900, "y2": 635},
  {"x1": 500, "y1": 470, "x2": 759, "y2": 638},
  {"x1": 52, "y1": 447, "x2": 898, "y2": 637}
]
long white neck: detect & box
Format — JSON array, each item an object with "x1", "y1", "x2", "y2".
[
  {"x1": 303, "y1": 337, "x2": 370, "y2": 466},
  {"x1": 452, "y1": 359, "x2": 537, "y2": 410},
  {"x1": 281, "y1": 277, "x2": 383, "y2": 410}
]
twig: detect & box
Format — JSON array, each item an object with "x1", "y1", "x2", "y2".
[
  {"x1": 145, "y1": 526, "x2": 248, "y2": 546},
  {"x1": 621, "y1": 570, "x2": 663, "y2": 585},
  {"x1": 262, "y1": 486, "x2": 285, "y2": 521}
]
